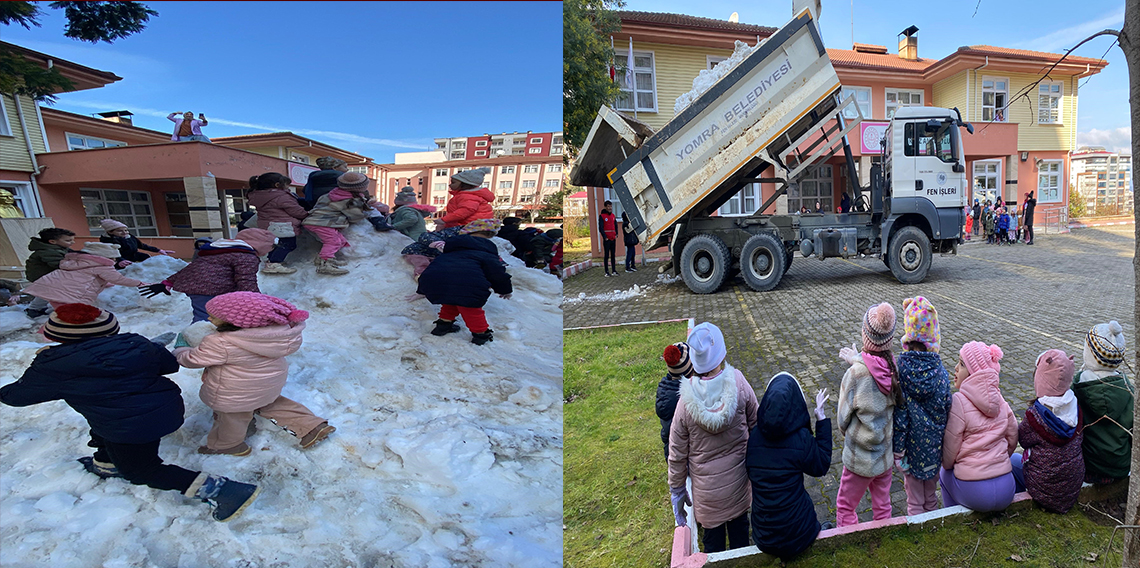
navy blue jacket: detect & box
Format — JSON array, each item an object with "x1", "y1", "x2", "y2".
[
  {"x1": 100, "y1": 234, "x2": 160, "y2": 263},
  {"x1": 302, "y1": 169, "x2": 342, "y2": 209},
  {"x1": 417, "y1": 235, "x2": 512, "y2": 308},
  {"x1": 655, "y1": 375, "x2": 681, "y2": 458},
  {"x1": 0, "y1": 334, "x2": 185, "y2": 444},
  {"x1": 747, "y1": 373, "x2": 832, "y2": 561}
]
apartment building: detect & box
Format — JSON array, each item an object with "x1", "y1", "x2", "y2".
[
  {"x1": 434, "y1": 131, "x2": 564, "y2": 160},
  {"x1": 1071, "y1": 146, "x2": 1133, "y2": 215}
]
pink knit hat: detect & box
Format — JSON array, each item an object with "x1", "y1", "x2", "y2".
[
  {"x1": 234, "y1": 228, "x2": 277, "y2": 257},
  {"x1": 205, "y1": 292, "x2": 309, "y2": 328},
  {"x1": 959, "y1": 341, "x2": 1003, "y2": 375},
  {"x1": 861, "y1": 302, "x2": 896, "y2": 352},
  {"x1": 100, "y1": 219, "x2": 128, "y2": 233},
  {"x1": 1033, "y1": 349, "x2": 1075, "y2": 398}
]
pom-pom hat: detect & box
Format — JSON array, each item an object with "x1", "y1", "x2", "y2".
[
  {"x1": 394, "y1": 186, "x2": 418, "y2": 206},
  {"x1": 205, "y1": 292, "x2": 309, "y2": 329},
  {"x1": 688, "y1": 322, "x2": 726, "y2": 375},
  {"x1": 663, "y1": 342, "x2": 693, "y2": 378},
  {"x1": 43, "y1": 304, "x2": 119, "y2": 342},
  {"x1": 1086, "y1": 321, "x2": 1125, "y2": 368},
  {"x1": 959, "y1": 341, "x2": 1004, "y2": 375},
  {"x1": 900, "y1": 296, "x2": 940, "y2": 352},
  {"x1": 861, "y1": 302, "x2": 896, "y2": 352}
]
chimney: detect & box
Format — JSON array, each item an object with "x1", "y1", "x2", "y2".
[
  {"x1": 898, "y1": 26, "x2": 919, "y2": 60},
  {"x1": 96, "y1": 110, "x2": 133, "y2": 126}
]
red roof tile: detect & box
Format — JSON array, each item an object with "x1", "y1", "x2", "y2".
[
  {"x1": 617, "y1": 11, "x2": 776, "y2": 36},
  {"x1": 827, "y1": 48, "x2": 935, "y2": 73},
  {"x1": 957, "y1": 45, "x2": 1107, "y2": 66}
]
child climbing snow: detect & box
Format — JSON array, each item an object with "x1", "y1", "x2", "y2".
[
  {"x1": 23, "y1": 227, "x2": 76, "y2": 317},
  {"x1": 1011, "y1": 349, "x2": 1084, "y2": 513},
  {"x1": 140, "y1": 228, "x2": 277, "y2": 322},
  {"x1": 245, "y1": 172, "x2": 308, "y2": 275},
  {"x1": 416, "y1": 219, "x2": 512, "y2": 345},
  {"x1": 440, "y1": 168, "x2": 494, "y2": 228},
  {"x1": 893, "y1": 297, "x2": 953, "y2": 515},
  {"x1": 655, "y1": 342, "x2": 692, "y2": 459},
  {"x1": 388, "y1": 186, "x2": 437, "y2": 241},
  {"x1": 99, "y1": 218, "x2": 173, "y2": 266},
  {"x1": 746, "y1": 373, "x2": 832, "y2": 561},
  {"x1": 1073, "y1": 321, "x2": 1134, "y2": 484},
  {"x1": 301, "y1": 171, "x2": 377, "y2": 275},
  {"x1": 668, "y1": 322, "x2": 759, "y2": 554},
  {"x1": 835, "y1": 302, "x2": 898, "y2": 526},
  {"x1": 941, "y1": 341, "x2": 1019, "y2": 512},
  {"x1": 22, "y1": 242, "x2": 148, "y2": 309},
  {"x1": 0, "y1": 304, "x2": 259, "y2": 522},
  {"x1": 173, "y1": 292, "x2": 335, "y2": 456}
]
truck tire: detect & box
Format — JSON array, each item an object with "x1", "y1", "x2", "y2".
[
  {"x1": 679, "y1": 234, "x2": 732, "y2": 294},
  {"x1": 739, "y1": 233, "x2": 785, "y2": 292},
  {"x1": 888, "y1": 226, "x2": 932, "y2": 284}
]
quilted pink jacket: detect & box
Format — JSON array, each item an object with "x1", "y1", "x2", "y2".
[
  {"x1": 22, "y1": 253, "x2": 142, "y2": 306},
  {"x1": 942, "y1": 367, "x2": 1018, "y2": 480},
  {"x1": 174, "y1": 322, "x2": 305, "y2": 412}
]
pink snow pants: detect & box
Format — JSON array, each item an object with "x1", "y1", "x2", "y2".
[
  {"x1": 903, "y1": 474, "x2": 939, "y2": 515},
  {"x1": 836, "y1": 467, "x2": 893, "y2": 527},
  {"x1": 305, "y1": 226, "x2": 349, "y2": 260}
]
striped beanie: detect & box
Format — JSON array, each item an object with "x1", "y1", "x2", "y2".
[
  {"x1": 663, "y1": 342, "x2": 693, "y2": 378},
  {"x1": 861, "y1": 302, "x2": 896, "y2": 352},
  {"x1": 1087, "y1": 321, "x2": 1125, "y2": 368},
  {"x1": 43, "y1": 304, "x2": 119, "y2": 343}
]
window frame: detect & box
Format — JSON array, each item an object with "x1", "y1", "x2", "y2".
[
  {"x1": 289, "y1": 153, "x2": 310, "y2": 164},
  {"x1": 528, "y1": 147, "x2": 542, "y2": 154},
  {"x1": 547, "y1": 164, "x2": 563, "y2": 173},
  {"x1": 474, "y1": 150, "x2": 486, "y2": 157},
  {"x1": 499, "y1": 181, "x2": 513, "y2": 189},
  {"x1": 0, "y1": 96, "x2": 12, "y2": 137},
  {"x1": 840, "y1": 86, "x2": 872, "y2": 120},
  {"x1": 706, "y1": 55, "x2": 728, "y2": 70},
  {"x1": 501, "y1": 165, "x2": 516, "y2": 174},
  {"x1": 980, "y1": 76, "x2": 1009, "y2": 123},
  {"x1": 885, "y1": 88, "x2": 924, "y2": 119},
  {"x1": 787, "y1": 165, "x2": 834, "y2": 213},
  {"x1": 544, "y1": 179, "x2": 560, "y2": 188},
  {"x1": 1037, "y1": 80, "x2": 1063, "y2": 124},
  {"x1": 475, "y1": 140, "x2": 487, "y2": 147},
  {"x1": 80, "y1": 188, "x2": 158, "y2": 236},
  {"x1": 0, "y1": 180, "x2": 41, "y2": 217},
  {"x1": 65, "y1": 132, "x2": 126, "y2": 151},
  {"x1": 529, "y1": 137, "x2": 543, "y2": 144},
  {"x1": 523, "y1": 165, "x2": 540, "y2": 174},
  {"x1": 1037, "y1": 159, "x2": 1064, "y2": 203},
  {"x1": 521, "y1": 180, "x2": 537, "y2": 189},
  {"x1": 614, "y1": 49, "x2": 659, "y2": 113},
  {"x1": 434, "y1": 168, "x2": 449, "y2": 177},
  {"x1": 450, "y1": 151, "x2": 465, "y2": 159}
]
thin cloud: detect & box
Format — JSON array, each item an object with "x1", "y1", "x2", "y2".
[
  {"x1": 1077, "y1": 127, "x2": 1131, "y2": 153},
  {"x1": 56, "y1": 101, "x2": 431, "y2": 150},
  {"x1": 1013, "y1": 8, "x2": 1124, "y2": 53}
]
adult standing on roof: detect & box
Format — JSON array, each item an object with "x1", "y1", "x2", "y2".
[
  {"x1": 168, "y1": 112, "x2": 210, "y2": 142},
  {"x1": 1022, "y1": 191, "x2": 1037, "y2": 245},
  {"x1": 302, "y1": 157, "x2": 350, "y2": 210}
]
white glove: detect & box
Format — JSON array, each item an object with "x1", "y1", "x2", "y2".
[
  {"x1": 813, "y1": 388, "x2": 829, "y2": 420},
  {"x1": 839, "y1": 342, "x2": 861, "y2": 366}
]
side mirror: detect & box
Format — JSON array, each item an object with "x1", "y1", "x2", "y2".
[
  {"x1": 952, "y1": 162, "x2": 965, "y2": 174},
  {"x1": 965, "y1": 123, "x2": 974, "y2": 134}
]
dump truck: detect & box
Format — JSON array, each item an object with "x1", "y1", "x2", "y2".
[{"x1": 570, "y1": 8, "x2": 973, "y2": 294}]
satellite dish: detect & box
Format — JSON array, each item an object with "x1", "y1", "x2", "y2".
[{"x1": 729, "y1": 11, "x2": 739, "y2": 22}]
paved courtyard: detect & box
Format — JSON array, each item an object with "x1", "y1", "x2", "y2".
[{"x1": 564, "y1": 225, "x2": 1136, "y2": 523}]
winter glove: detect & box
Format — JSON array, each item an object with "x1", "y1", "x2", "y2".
[
  {"x1": 428, "y1": 240, "x2": 446, "y2": 252},
  {"x1": 670, "y1": 486, "x2": 691, "y2": 527},
  {"x1": 173, "y1": 333, "x2": 190, "y2": 349},
  {"x1": 115, "y1": 260, "x2": 133, "y2": 268},
  {"x1": 159, "y1": 249, "x2": 176, "y2": 256},
  {"x1": 499, "y1": 293, "x2": 512, "y2": 300},
  {"x1": 368, "y1": 216, "x2": 395, "y2": 232},
  {"x1": 838, "y1": 343, "x2": 861, "y2": 366},
  {"x1": 813, "y1": 388, "x2": 829, "y2": 421},
  {"x1": 139, "y1": 282, "x2": 172, "y2": 298}
]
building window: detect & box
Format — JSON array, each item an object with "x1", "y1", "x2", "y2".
[
  {"x1": 840, "y1": 86, "x2": 872, "y2": 120},
  {"x1": 0, "y1": 182, "x2": 40, "y2": 216},
  {"x1": 1038, "y1": 160, "x2": 1063, "y2": 203},
  {"x1": 529, "y1": 137, "x2": 543, "y2": 144},
  {"x1": 552, "y1": 135, "x2": 562, "y2": 145},
  {"x1": 436, "y1": 142, "x2": 447, "y2": 149},
  {"x1": 707, "y1": 55, "x2": 728, "y2": 69},
  {"x1": 903, "y1": 122, "x2": 955, "y2": 163},
  {"x1": 544, "y1": 179, "x2": 560, "y2": 188},
  {"x1": 434, "y1": 183, "x2": 446, "y2": 192},
  {"x1": 0, "y1": 96, "x2": 13, "y2": 136},
  {"x1": 495, "y1": 196, "x2": 511, "y2": 204},
  {"x1": 972, "y1": 160, "x2": 1002, "y2": 203},
  {"x1": 521, "y1": 180, "x2": 537, "y2": 188},
  {"x1": 981, "y1": 77, "x2": 1008, "y2": 122},
  {"x1": 475, "y1": 140, "x2": 487, "y2": 147},
  {"x1": 452, "y1": 141, "x2": 466, "y2": 149},
  {"x1": 65, "y1": 133, "x2": 127, "y2": 151},
  {"x1": 513, "y1": 138, "x2": 527, "y2": 146},
  {"x1": 551, "y1": 146, "x2": 563, "y2": 155},
  {"x1": 528, "y1": 147, "x2": 542, "y2": 154},
  {"x1": 475, "y1": 150, "x2": 486, "y2": 157},
  {"x1": 615, "y1": 50, "x2": 657, "y2": 112},
  {"x1": 1038, "y1": 81, "x2": 1063, "y2": 124},
  {"x1": 348, "y1": 166, "x2": 368, "y2": 174},
  {"x1": 450, "y1": 151, "x2": 465, "y2": 159},
  {"x1": 718, "y1": 184, "x2": 758, "y2": 217},
  {"x1": 435, "y1": 168, "x2": 448, "y2": 177},
  {"x1": 499, "y1": 181, "x2": 513, "y2": 189},
  {"x1": 290, "y1": 154, "x2": 310, "y2": 164},
  {"x1": 81, "y1": 189, "x2": 158, "y2": 236},
  {"x1": 787, "y1": 165, "x2": 833, "y2": 213},
  {"x1": 433, "y1": 196, "x2": 445, "y2": 205},
  {"x1": 547, "y1": 164, "x2": 563, "y2": 173},
  {"x1": 490, "y1": 140, "x2": 503, "y2": 147},
  {"x1": 519, "y1": 194, "x2": 534, "y2": 203},
  {"x1": 885, "y1": 88, "x2": 923, "y2": 119},
  {"x1": 523, "y1": 165, "x2": 540, "y2": 173},
  {"x1": 512, "y1": 148, "x2": 525, "y2": 155},
  {"x1": 501, "y1": 165, "x2": 515, "y2": 174}
]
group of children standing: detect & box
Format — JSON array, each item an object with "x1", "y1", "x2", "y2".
[{"x1": 656, "y1": 303, "x2": 1133, "y2": 560}]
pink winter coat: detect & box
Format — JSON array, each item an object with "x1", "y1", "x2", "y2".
[
  {"x1": 22, "y1": 253, "x2": 142, "y2": 306},
  {"x1": 247, "y1": 188, "x2": 308, "y2": 236},
  {"x1": 942, "y1": 367, "x2": 1018, "y2": 480},
  {"x1": 668, "y1": 365, "x2": 759, "y2": 526},
  {"x1": 174, "y1": 322, "x2": 305, "y2": 413}
]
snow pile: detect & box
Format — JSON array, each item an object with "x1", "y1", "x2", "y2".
[
  {"x1": 673, "y1": 40, "x2": 760, "y2": 114},
  {"x1": 0, "y1": 225, "x2": 563, "y2": 567},
  {"x1": 564, "y1": 283, "x2": 646, "y2": 304}
]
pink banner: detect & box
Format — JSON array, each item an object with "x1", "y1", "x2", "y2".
[
  {"x1": 288, "y1": 162, "x2": 319, "y2": 186},
  {"x1": 859, "y1": 122, "x2": 889, "y2": 154}
]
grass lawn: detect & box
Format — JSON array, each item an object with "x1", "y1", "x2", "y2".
[
  {"x1": 564, "y1": 322, "x2": 1127, "y2": 568},
  {"x1": 564, "y1": 240, "x2": 592, "y2": 265}
]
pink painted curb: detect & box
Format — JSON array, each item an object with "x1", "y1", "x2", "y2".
[{"x1": 671, "y1": 526, "x2": 708, "y2": 568}]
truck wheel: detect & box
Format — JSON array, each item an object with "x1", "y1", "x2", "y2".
[
  {"x1": 784, "y1": 249, "x2": 794, "y2": 275},
  {"x1": 888, "y1": 226, "x2": 932, "y2": 284},
  {"x1": 679, "y1": 234, "x2": 732, "y2": 294},
  {"x1": 740, "y1": 233, "x2": 785, "y2": 292}
]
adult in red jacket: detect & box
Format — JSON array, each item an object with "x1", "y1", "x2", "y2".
[
  {"x1": 441, "y1": 168, "x2": 494, "y2": 228},
  {"x1": 598, "y1": 201, "x2": 618, "y2": 276}
]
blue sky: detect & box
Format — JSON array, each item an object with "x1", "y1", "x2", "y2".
[
  {"x1": 3, "y1": 1, "x2": 563, "y2": 162},
  {"x1": 623, "y1": 0, "x2": 1130, "y2": 151}
]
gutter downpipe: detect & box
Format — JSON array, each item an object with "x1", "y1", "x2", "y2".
[{"x1": 13, "y1": 93, "x2": 46, "y2": 217}]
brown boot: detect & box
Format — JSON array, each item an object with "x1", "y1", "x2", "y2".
[
  {"x1": 261, "y1": 262, "x2": 297, "y2": 275},
  {"x1": 316, "y1": 258, "x2": 349, "y2": 275},
  {"x1": 197, "y1": 442, "x2": 252, "y2": 456},
  {"x1": 300, "y1": 423, "x2": 336, "y2": 449}
]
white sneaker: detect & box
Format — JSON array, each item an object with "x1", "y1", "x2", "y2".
[{"x1": 261, "y1": 262, "x2": 297, "y2": 275}]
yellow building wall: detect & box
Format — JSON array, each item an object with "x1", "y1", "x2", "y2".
[
  {"x1": 931, "y1": 73, "x2": 967, "y2": 117},
  {"x1": 0, "y1": 94, "x2": 47, "y2": 172},
  {"x1": 627, "y1": 41, "x2": 735, "y2": 131},
  {"x1": 960, "y1": 71, "x2": 1077, "y2": 152},
  {"x1": 240, "y1": 146, "x2": 285, "y2": 159}
]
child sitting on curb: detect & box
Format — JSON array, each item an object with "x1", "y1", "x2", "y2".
[
  {"x1": 746, "y1": 373, "x2": 831, "y2": 561},
  {"x1": 835, "y1": 302, "x2": 898, "y2": 526},
  {"x1": 893, "y1": 297, "x2": 953, "y2": 515},
  {"x1": 0, "y1": 304, "x2": 259, "y2": 522},
  {"x1": 655, "y1": 341, "x2": 692, "y2": 460},
  {"x1": 173, "y1": 292, "x2": 335, "y2": 456},
  {"x1": 22, "y1": 242, "x2": 148, "y2": 309},
  {"x1": 1011, "y1": 349, "x2": 1083, "y2": 513},
  {"x1": 416, "y1": 219, "x2": 512, "y2": 345},
  {"x1": 1073, "y1": 321, "x2": 1133, "y2": 484},
  {"x1": 668, "y1": 322, "x2": 759, "y2": 553}
]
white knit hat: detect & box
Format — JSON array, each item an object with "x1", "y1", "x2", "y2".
[
  {"x1": 82, "y1": 242, "x2": 121, "y2": 259},
  {"x1": 451, "y1": 167, "x2": 490, "y2": 188},
  {"x1": 688, "y1": 322, "x2": 727, "y2": 375}
]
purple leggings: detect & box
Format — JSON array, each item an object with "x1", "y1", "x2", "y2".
[{"x1": 939, "y1": 467, "x2": 1015, "y2": 512}]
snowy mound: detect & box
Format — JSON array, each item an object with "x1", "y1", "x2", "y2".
[
  {"x1": 0, "y1": 224, "x2": 563, "y2": 567},
  {"x1": 673, "y1": 40, "x2": 761, "y2": 114}
]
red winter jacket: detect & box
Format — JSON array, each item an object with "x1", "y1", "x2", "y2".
[
  {"x1": 599, "y1": 211, "x2": 617, "y2": 240},
  {"x1": 167, "y1": 247, "x2": 261, "y2": 296},
  {"x1": 442, "y1": 188, "x2": 494, "y2": 228}
]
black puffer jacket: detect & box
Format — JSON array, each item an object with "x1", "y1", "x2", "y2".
[
  {"x1": 100, "y1": 234, "x2": 160, "y2": 263},
  {"x1": 655, "y1": 375, "x2": 681, "y2": 458},
  {"x1": 417, "y1": 235, "x2": 512, "y2": 308},
  {"x1": 0, "y1": 334, "x2": 185, "y2": 444},
  {"x1": 746, "y1": 372, "x2": 832, "y2": 561}
]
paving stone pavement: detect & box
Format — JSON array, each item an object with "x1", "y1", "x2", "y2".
[{"x1": 564, "y1": 225, "x2": 1136, "y2": 524}]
